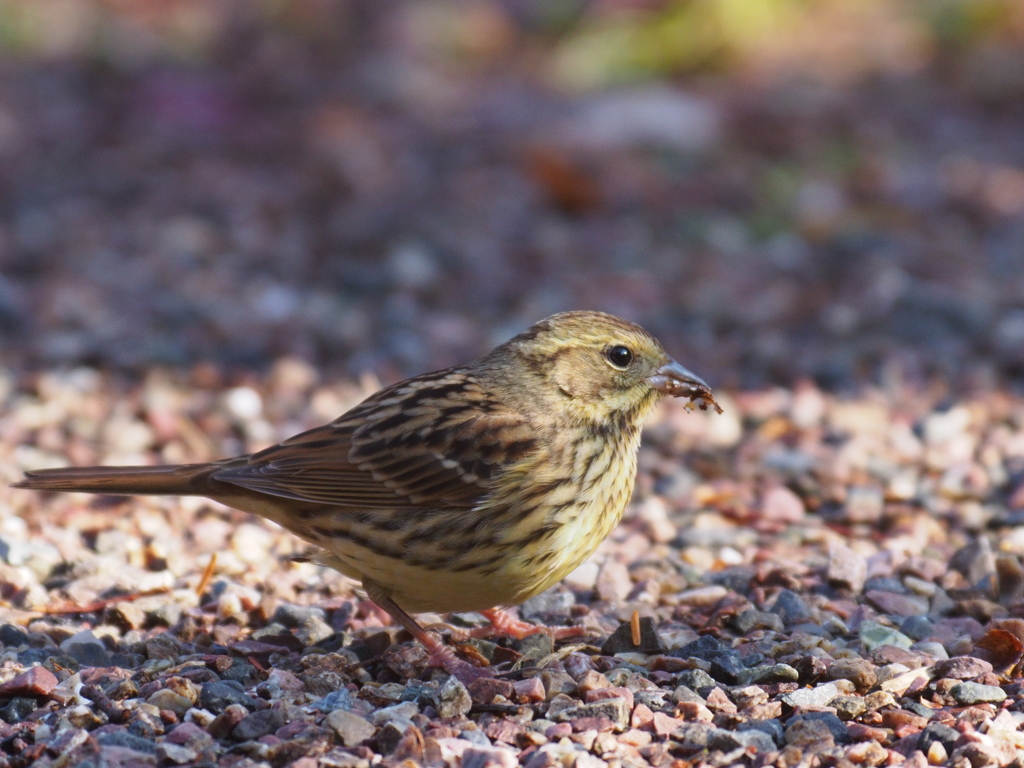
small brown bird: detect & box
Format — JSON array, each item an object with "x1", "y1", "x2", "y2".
[{"x1": 15, "y1": 311, "x2": 718, "y2": 674}]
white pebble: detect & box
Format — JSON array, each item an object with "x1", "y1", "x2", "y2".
[{"x1": 224, "y1": 387, "x2": 263, "y2": 420}]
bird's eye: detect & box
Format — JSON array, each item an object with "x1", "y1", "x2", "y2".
[{"x1": 606, "y1": 345, "x2": 633, "y2": 369}]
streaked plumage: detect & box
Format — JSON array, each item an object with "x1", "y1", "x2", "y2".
[{"x1": 15, "y1": 311, "x2": 718, "y2": 653}]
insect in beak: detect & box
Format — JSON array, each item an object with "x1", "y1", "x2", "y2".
[{"x1": 646, "y1": 361, "x2": 722, "y2": 413}]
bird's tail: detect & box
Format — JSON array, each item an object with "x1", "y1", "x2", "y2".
[{"x1": 12, "y1": 463, "x2": 217, "y2": 496}]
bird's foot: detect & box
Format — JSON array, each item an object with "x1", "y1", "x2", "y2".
[
  {"x1": 421, "y1": 633, "x2": 493, "y2": 683},
  {"x1": 451, "y1": 608, "x2": 586, "y2": 642}
]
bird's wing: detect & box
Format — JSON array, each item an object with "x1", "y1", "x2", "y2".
[{"x1": 212, "y1": 370, "x2": 538, "y2": 509}]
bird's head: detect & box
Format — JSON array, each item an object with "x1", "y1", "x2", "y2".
[{"x1": 492, "y1": 311, "x2": 720, "y2": 427}]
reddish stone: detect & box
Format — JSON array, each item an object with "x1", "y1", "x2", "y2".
[
  {"x1": 704, "y1": 687, "x2": 737, "y2": 715},
  {"x1": 0, "y1": 666, "x2": 58, "y2": 698},
  {"x1": 744, "y1": 701, "x2": 783, "y2": 720},
  {"x1": 932, "y1": 657, "x2": 993, "y2": 680},
  {"x1": 972, "y1": 628, "x2": 1024, "y2": 670},
  {"x1": 630, "y1": 703, "x2": 655, "y2": 729},
  {"x1": 619, "y1": 729, "x2": 653, "y2": 748},
  {"x1": 880, "y1": 710, "x2": 927, "y2": 732},
  {"x1": 484, "y1": 719, "x2": 523, "y2": 744},
  {"x1": 647, "y1": 712, "x2": 682, "y2": 736},
  {"x1": 544, "y1": 723, "x2": 572, "y2": 740},
  {"x1": 675, "y1": 702, "x2": 713, "y2": 723},
  {"x1": 649, "y1": 656, "x2": 690, "y2": 673},
  {"x1": 572, "y1": 716, "x2": 615, "y2": 733},
  {"x1": 468, "y1": 677, "x2": 515, "y2": 705},
  {"x1": 513, "y1": 677, "x2": 544, "y2": 703},
  {"x1": 846, "y1": 723, "x2": 890, "y2": 744},
  {"x1": 865, "y1": 591, "x2": 928, "y2": 617},
  {"x1": 165, "y1": 722, "x2": 208, "y2": 746},
  {"x1": 584, "y1": 686, "x2": 633, "y2": 710}
]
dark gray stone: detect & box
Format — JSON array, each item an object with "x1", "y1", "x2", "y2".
[
  {"x1": 0, "y1": 697, "x2": 36, "y2": 724},
  {"x1": 918, "y1": 722, "x2": 959, "y2": 755},
  {"x1": 310, "y1": 689, "x2": 354, "y2": 712},
  {"x1": 950, "y1": 681, "x2": 1006, "y2": 705},
  {"x1": 272, "y1": 604, "x2": 327, "y2": 627},
  {"x1": 0, "y1": 624, "x2": 28, "y2": 648},
  {"x1": 731, "y1": 609, "x2": 784, "y2": 635},
  {"x1": 601, "y1": 616, "x2": 666, "y2": 655},
  {"x1": 901, "y1": 615, "x2": 934, "y2": 641},
  {"x1": 710, "y1": 727, "x2": 777, "y2": 753},
  {"x1": 738, "y1": 719, "x2": 784, "y2": 747},
  {"x1": 710, "y1": 653, "x2": 748, "y2": 685},
  {"x1": 200, "y1": 680, "x2": 260, "y2": 713},
  {"x1": 96, "y1": 730, "x2": 159, "y2": 753},
  {"x1": 786, "y1": 712, "x2": 849, "y2": 744},
  {"x1": 232, "y1": 709, "x2": 285, "y2": 741},
  {"x1": 671, "y1": 635, "x2": 728, "y2": 662},
  {"x1": 771, "y1": 590, "x2": 812, "y2": 625},
  {"x1": 64, "y1": 642, "x2": 111, "y2": 667},
  {"x1": 676, "y1": 669, "x2": 716, "y2": 693}
]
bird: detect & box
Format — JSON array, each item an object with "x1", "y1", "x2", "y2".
[{"x1": 15, "y1": 311, "x2": 719, "y2": 677}]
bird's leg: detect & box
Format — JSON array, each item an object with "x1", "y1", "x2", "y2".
[
  {"x1": 362, "y1": 579, "x2": 491, "y2": 683},
  {"x1": 452, "y1": 608, "x2": 586, "y2": 642}
]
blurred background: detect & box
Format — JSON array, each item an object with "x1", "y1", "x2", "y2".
[{"x1": 1, "y1": 0, "x2": 1024, "y2": 392}]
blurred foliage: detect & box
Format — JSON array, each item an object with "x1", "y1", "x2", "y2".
[
  {"x1": 551, "y1": 0, "x2": 1024, "y2": 87},
  {"x1": 0, "y1": 0, "x2": 1021, "y2": 89}
]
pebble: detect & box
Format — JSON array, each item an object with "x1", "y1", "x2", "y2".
[
  {"x1": 327, "y1": 710, "x2": 377, "y2": 746},
  {"x1": 156, "y1": 743, "x2": 198, "y2": 765},
  {"x1": 865, "y1": 590, "x2": 929, "y2": 617},
  {"x1": 232, "y1": 708, "x2": 285, "y2": 740},
  {"x1": 784, "y1": 717, "x2": 835, "y2": 747},
  {"x1": 826, "y1": 658, "x2": 877, "y2": 690},
  {"x1": 600, "y1": 616, "x2": 665, "y2": 655},
  {"x1": 828, "y1": 543, "x2": 867, "y2": 593},
  {"x1": 931, "y1": 656, "x2": 993, "y2": 679},
  {"x1": 730, "y1": 608, "x2": 784, "y2": 634},
  {"x1": 548, "y1": 694, "x2": 630, "y2": 731},
  {"x1": 859, "y1": 621, "x2": 914, "y2": 651},
  {"x1": 0, "y1": 665, "x2": 58, "y2": 698},
  {"x1": 771, "y1": 589, "x2": 812, "y2": 625},
  {"x1": 199, "y1": 680, "x2": 260, "y2": 713},
  {"x1": 781, "y1": 682, "x2": 839, "y2": 709},
  {"x1": 918, "y1": 722, "x2": 960, "y2": 755},
  {"x1": 950, "y1": 681, "x2": 1007, "y2": 704},
  {"x1": 435, "y1": 676, "x2": 472, "y2": 718},
  {"x1": 519, "y1": 590, "x2": 574, "y2": 620}
]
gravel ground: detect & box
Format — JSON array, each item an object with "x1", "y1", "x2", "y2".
[
  {"x1": 2, "y1": 365, "x2": 1024, "y2": 767},
  {"x1": 3, "y1": 2, "x2": 1024, "y2": 767}
]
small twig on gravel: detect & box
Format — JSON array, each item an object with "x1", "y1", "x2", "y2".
[{"x1": 195, "y1": 552, "x2": 217, "y2": 596}]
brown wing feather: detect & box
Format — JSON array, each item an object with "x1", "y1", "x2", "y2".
[{"x1": 212, "y1": 369, "x2": 539, "y2": 509}]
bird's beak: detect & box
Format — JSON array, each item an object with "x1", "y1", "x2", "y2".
[{"x1": 646, "y1": 360, "x2": 712, "y2": 399}]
